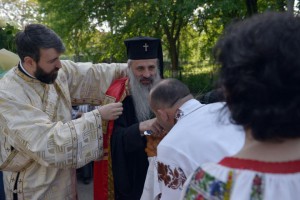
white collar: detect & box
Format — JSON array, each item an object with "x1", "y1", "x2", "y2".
[
  {"x1": 175, "y1": 99, "x2": 205, "y2": 121},
  {"x1": 19, "y1": 61, "x2": 36, "y2": 79}
]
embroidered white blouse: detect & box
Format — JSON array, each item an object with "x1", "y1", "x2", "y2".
[{"x1": 181, "y1": 157, "x2": 300, "y2": 200}]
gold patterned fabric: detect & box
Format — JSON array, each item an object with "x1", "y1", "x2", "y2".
[{"x1": 0, "y1": 60, "x2": 127, "y2": 200}]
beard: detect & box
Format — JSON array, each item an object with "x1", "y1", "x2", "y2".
[
  {"x1": 128, "y1": 70, "x2": 161, "y2": 122},
  {"x1": 35, "y1": 64, "x2": 59, "y2": 84}
]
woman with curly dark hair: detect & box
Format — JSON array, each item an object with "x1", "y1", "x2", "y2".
[{"x1": 181, "y1": 11, "x2": 300, "y2": 200}]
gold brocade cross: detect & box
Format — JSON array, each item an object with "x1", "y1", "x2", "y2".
[{"x1": 143, "y1": 43, "x2": 149, "y2": 51}]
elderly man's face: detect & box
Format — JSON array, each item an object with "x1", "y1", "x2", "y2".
[
  {"x1": 128, "y1": 58, "x2": 161, "y2": 121},
  {"x1": 129, "y1": 58, "x2": 158, "y2": 85}
]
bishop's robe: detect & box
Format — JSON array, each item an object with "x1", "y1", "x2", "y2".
[{"x1": 93, "y1": 78, "x2": 150, "y2": 200}]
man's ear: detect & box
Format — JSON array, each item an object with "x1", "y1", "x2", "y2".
[
  {"x1": 23, "y1": 56, "x2": 35, "y2": 68},
  {"x1": 23, "y1": 56, "x2": 36, "y2": 75},
  {"x1": 157, "y1": 109, "x2": 168, "y2": 121}
]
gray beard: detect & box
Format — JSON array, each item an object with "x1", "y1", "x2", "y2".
[{"x1": 128, "y1": 70, "x2": 161, "y2": 122}]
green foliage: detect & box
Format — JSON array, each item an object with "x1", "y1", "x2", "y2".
[
  {"x1": 5, "y1": 0, "x2": 295, "y2": 94},
  {"x1": 164, "y1": 66, "x2": 217, "y2": 96},
  {"x1": 198, "y1": 0, "x2": 246, "y2": 25},
  {"x1": 164, "y1": 60, "x2": 219, "y2": 96},
  {"x1": 38, "y1": 0, "x2": 97, "y2": 61},
  {"x1": 37, "y1": 0, "x2": 206, "y2": 70},
  {"x1": 181, "y1": 70, "x2": 216, "y2": 96},
  {"x1": 150, "y1": 0, "x2": 204, "y2": 70},
  {"x1": 258, "y1": 0, "x2": 286, "y2": 12},
  {"x1": 0, "y1": 23, "x2": 19, "y2": 52}
]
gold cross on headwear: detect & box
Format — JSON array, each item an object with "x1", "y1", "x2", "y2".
[{"x1": 143, "y1": 43, "x2": 149, "y2": 52}]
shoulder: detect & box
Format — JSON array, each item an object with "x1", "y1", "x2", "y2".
[
  {"x1": 0, "y1": 69, "x2": 28, "y2": 99},
  {"x1": 105, "y1": 77, "x2": 129, "y2": 102},
  {"x1": 109, "y1": 77, "x2": 129, "y2": 88},
  {"x1": 200, "y1": 102, "x2": 226, "y2": 113}
]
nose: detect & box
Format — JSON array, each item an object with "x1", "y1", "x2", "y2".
[
  {"x1": 56, "y1": 60, "x2": 62, "y2": 69},
  {"x1": 143, "y1": 69, "x2": 151, "y2": 78}
]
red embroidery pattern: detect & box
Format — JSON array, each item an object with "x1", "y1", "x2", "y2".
[{"x1": 157, "y1": 161, "x2": 187, "y2": 190}]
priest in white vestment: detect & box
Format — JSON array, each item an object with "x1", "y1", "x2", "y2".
[{"x1": 0, "y1": 24, "x2": 126, "y2": 200}]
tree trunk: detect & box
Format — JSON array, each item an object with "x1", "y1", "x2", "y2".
[
  {"x1": 245, "y1": 0, "x2": 258, "y2": 16},
  {"x1": 163, "y1": 23, "x2": 180, "y2": 75},
  {"x1": 168, "y1": 39, "x2": 179, "y2": 77},
  {"x1": 276, "y1": 0, "x2": 286, "y2": 11},
  {"x1": 287, "y1": 0, "x2": 295, "y2": 14}
]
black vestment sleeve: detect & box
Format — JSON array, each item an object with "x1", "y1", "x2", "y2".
[{"x1": 110, "y1": 96, "x2": 149, "y2": 200}]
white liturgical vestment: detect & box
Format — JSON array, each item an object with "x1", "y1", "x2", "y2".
[
  {"x1": 141, "y1": 100, "x2": 245, "y2": 200},
  {"x1": 0, "y1": 60, "x2": 126, "y2": 200}
]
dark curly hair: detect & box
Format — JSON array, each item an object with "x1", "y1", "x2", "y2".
[{"x1": 214, "y1": 12, "x2": 300, "y2": 141}]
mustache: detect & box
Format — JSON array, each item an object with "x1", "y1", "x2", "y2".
[{"x1": 140, "y1": 77, "x2": 153, "y2": 81}]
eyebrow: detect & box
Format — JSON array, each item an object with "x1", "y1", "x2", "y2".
[
  {"x1": 137, "y1": 65, "x2": 155, "y2": 67},
  {"x1": 48, "y1": 57, "x2": 59, "y2": 63}
]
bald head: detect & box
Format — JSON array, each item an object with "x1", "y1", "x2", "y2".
[{"x1": 149, "y1": 78, "x2": 191, "y2": 110}]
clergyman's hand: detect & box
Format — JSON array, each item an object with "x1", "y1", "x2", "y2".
[
  {"x1": 98, "y1": 102, "x2": 123, "y2": 120},
  {"x1": 139, "y1": 118, "x2": 165, "y2": 136}
]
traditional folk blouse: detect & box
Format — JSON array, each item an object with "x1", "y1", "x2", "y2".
[{"x1": 181, "y1": 157, "x2": 300, "y2": 200}]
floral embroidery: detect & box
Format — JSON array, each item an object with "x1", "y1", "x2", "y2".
[
  {"x1": 183, "y1": 167, "x2": 229, "y2": 200},
  {"x1": 157, "y1": 161, "x2": 187, "y2": 190},
  {"x1": 224, "y1": 171, "x2": 233, "y2": 200},
  {"x1": 184, "y1": 167, "x2": 266, "y2": 200},
  {"x1": 250, "y1": 174, "x2": 264, "y2": 200}
]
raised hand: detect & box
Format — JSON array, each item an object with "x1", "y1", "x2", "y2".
[{"x1": 98, "y1": 102, "x2": 123, "y2": 120}]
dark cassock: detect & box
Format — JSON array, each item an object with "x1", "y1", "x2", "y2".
[
  {"x1": 111, "y1": 95, "x2": 150, "y2": 200},
  {"x1": 93, "y1": 77, "x2": 151, "y2": 200}
]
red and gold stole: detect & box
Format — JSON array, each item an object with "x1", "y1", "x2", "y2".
[{"x1": 94, "y1": 77, "x2": 129, "y2": 200}]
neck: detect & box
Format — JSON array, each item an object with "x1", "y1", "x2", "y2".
[
  {"x1": 234, "y1": 128, "x2": 300, "y2": 162},
  {"x1": 173, "y1": 94, "x2": 193, "y2": 110},
  {"x1": 163, "y1": 95, "x2": 194, "y2": 131}
]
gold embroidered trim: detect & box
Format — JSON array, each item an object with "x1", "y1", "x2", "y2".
[
  {"x1": 67, "y1": 121, "x2": 78, "y2": 168},
  {"x1": 0, "y1": 150, "x2": 19, "y2": 170}
]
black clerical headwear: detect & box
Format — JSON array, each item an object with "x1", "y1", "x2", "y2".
[{"x1": 124, "y1": 36, "x2": 164, "y2": 78}]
